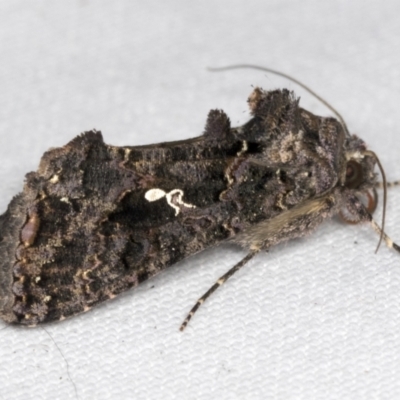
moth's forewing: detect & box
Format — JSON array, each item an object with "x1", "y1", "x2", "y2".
[{"x1": 0, "y1": 89, "x2": 368, "y2": 325}]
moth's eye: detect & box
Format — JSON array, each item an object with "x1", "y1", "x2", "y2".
[{"x1": 345, "y1": 160, "x2": 363, "y2": 189}]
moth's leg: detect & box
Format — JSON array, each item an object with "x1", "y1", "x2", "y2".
[
  {"x1": 370, "y1": 220, "x2": 400, "y2": 253},
  {"x1": 375, "y1": 181, "x2": 400, "y2": 189},
  {"x1": 343, "y1": 194, "x2": 400, "y2": 253},
  {"x1": 180, "y1": 250, "x2": 259, "y2": 331}
]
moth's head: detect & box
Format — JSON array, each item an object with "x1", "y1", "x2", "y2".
[
  {"x1": 340, "y1": 134, "x2": 390, "y2": 253},
  {"x1": 340, "y1": 134, "x2": 383, "y2": 221},
  {"x1": 342, "y1": 134, "x2": 378, "y2": 191}
]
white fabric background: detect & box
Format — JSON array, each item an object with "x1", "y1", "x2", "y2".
[{"x1": 0, "y1": 1, "x2": 400, "y2": 399}]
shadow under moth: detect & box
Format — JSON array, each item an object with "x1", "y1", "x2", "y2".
[{"x1": 0, "y1": 65, "x2": 398, "y2": 330}]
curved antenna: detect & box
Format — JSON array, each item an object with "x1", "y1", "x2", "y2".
[
  {"x1": 208, "y1": 64, "x2": 350, "y2": 136},
  {"x1": 364, "y1": 150, "x2": 387, "y2": 253}
]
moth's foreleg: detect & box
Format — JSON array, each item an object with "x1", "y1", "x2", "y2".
[
  {"x1": 179, "y1": 250, "x2": 259, "y2": 331},
  {"x1": 344, "y1": 194, "x2": 400, "y2": 254},
  {"x1": 375, "y1": 181, "x2": 400, "y2": 189},
  {"x1": 371, "y1": 220, "x2": 400, "y2": 254}
]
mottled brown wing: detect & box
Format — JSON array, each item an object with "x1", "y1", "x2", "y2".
[
  {"x1": 0, "y1": 89, "x2": 342, "y2": 325},
  {"x1": 0, "y1": 124, "x2": 272, "y2": 325}
]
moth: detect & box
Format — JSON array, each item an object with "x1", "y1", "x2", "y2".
[{"x1": 0, "y1": 65, "x2": 398, "y2": 330}]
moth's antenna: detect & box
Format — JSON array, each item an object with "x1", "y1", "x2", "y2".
[
  {"x1": 364, "y1": 150, "x2": 387, "y2": 253},
  {"x1": 208, "y1": 64, "x2": 350, "y2": 136}
]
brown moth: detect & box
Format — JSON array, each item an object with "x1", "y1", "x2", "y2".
[{"x1": 0, "y1": 66, "x2": 398, "y2": 330}]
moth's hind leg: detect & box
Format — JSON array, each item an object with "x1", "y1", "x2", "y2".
[{"x1": 180, "y1": 250, "x2": 259, "y2": 331}]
